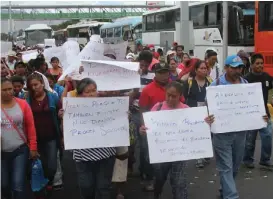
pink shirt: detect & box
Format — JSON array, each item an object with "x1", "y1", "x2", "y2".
[
  {"x1": 178, "y1": 63, "x2": 185, "y2": 70},
  {"x1": 151, "y1": 101, "x2": 189, "y2": 111}
]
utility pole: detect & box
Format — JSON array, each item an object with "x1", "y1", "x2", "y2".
[
  {"x1": 222, "y1": 1, "x2": 228, "y2": 61},
  {"x1": 8, "y1": 1, "x2": 12, "y2": 33},
  {"x1": 179, "y1": 1, "x2": 191, "y2": 53}
]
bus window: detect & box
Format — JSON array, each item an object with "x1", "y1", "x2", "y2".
[
  {"x1": 101, "y1": 29, "x2": 106, "y2": 38},
  {"x1": 155, "y1": 13, "x2": 165, "y2": 30},
  {"x1": 258, "y1": 3, "x2": 273, "y2": 31},
  {"x1": 133, "y1": 24, "x2": 142, "y2": 39},
  {"x1": 90, "y1": 26, "x2": 100, "y2": 35},
  {"x1": 190, "y1": 6, "x2": 205, "y2": 27},
  {"x1": 114, "y1": 27, "x2": 121, "y2": 37},
  {"x1": 208, "y1": 3, "x2": 218, "y2": 25},
  {"x1": 146, "y1": 14, "x2": 155, "y2": 30},
  {"x1": 122, "y1": 25, "x2": 131, "y2": 41},
  {"x1": 165, "y1": 11, "x2": 175, "y2": 29},
  {"x1": 175, "y1": 8, "x2": 180, "y2": 21},
  {"x1": 107, "y1": 28, "x2": 113, "y2": 37}
]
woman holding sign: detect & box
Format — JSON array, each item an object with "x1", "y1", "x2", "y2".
[
  {"x1": 62, "y1": 78, "x2": 116, "y2": 199},
  {"x1": 140, "y1": 81, "x2": 214, "y2": 199}
]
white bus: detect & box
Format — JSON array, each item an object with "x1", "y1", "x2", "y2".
[
  {"x1": 25, "y1": 24, "x2": 53, "y2": 47},
  {"x1": 67, "y1": 20, "x2": 109, "y2": 46},
  {"x1": 100, "y1": 16, "x2": 142, "y2": 50},
  {"x1": 142, "y1": 1, "x2": 255, "y2": 67}
]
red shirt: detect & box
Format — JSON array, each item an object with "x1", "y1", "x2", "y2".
[{"x1": 139, "y1": 80, "x2": 185, "y2": 111}]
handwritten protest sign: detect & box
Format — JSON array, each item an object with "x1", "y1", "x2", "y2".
[
  {"x1": 22, "y1": 50, "x2": 38, "y2": 62},
  {"x1": 75, "y1": 60, "x2": 140, "y2": 91},
  {"x1": 206, "y1": 83, "x2": 266, "y2": 134},
  {"x1": 143, "y1": 107, "x2": 213, "y2": 164},
  {"x1": 63, "y1": 97, "x2": 130, "y2": 150},
  {"x1": 62, "y1": 40, "x2": 80, "y2": 70},
  {"x1": 1, "y1": 41, "x2": 12, "y2": 57},
  {"x1": 58, "y1": 39, "x2": 129, "y2": 81},
  {"x1": 44, "y1": 39, "x2": 56, "y2": 47}
]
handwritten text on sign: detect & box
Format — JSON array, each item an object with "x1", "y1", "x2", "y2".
[
  {"x1": 63, "y1": 97, "x2": 130, "y2": 150},
  {"x1": 143, "y1": 107, "x2": 213, "y2": 164},
  {"x1": 79, "y1": 60, "x2": 140, "y2": 91},
  {"x1": 206, "y1": 83, "x2": 266, "y2": 134}
]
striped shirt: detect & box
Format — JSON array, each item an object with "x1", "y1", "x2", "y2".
[{"x1": 73, "y1": 147, "x2": 116, "y2": 162}]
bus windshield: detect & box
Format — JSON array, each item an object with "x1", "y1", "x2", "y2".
[{"x1": 25, "y1": 29, "x2": 52, "y2": 46}]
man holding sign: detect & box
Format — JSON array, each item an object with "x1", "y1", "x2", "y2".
[{"x1": 207, "y1": 55, "x2": 268, "y2": 199}]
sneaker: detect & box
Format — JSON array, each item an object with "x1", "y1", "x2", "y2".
[
  {"x1": 53, "y1": 184, "x2": 63, "y2": 191},
  {"x1": 244, "y1": 162, "x2": 255, "y2": 169}
]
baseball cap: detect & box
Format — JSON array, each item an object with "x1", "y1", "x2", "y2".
[
  {"x1": 153, "y1": 62, "x2": 170, "y2": 73},
  {"x1": 224, "y1": 55, "x2": 245, "y2": 67}
]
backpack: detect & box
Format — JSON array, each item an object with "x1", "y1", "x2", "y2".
[{"x1": 187, "y1": 76, "x2": 213, "y2": 95}]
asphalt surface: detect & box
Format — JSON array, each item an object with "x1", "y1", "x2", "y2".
[{"x1": 28, "y1": 138, "x2": 273, "y2": 199}]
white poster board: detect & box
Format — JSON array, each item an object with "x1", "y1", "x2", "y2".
[
  {"x1": 206, "y1": 83, "x2": 266, "y2": 134},
  {"x1": 44, "y1": 39, "x2": 56, "y2": 47},
  {"x1": 143, "y1": 107, "x2": 213, "y2": 164},
  {"x1": 1, "y1": 41, "x2": 12, "y2": 57},
  {"x1": 63, "y1": 97, "x2": 130, "y2": 150},
  {"x1": 22, "y1": 50, "x2": 38, "y2": 62},
  {"x1": 74, "y1": 60, "x2": 140, "y2": 91}
]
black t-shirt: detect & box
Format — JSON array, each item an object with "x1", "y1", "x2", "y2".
[{"x1": 244, "y1": 72, "x2": 273, "y2": 117}]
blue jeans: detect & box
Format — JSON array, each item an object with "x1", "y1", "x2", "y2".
[
  {"x1": 213, "y1": 132, "x2": 246, "y2": 199},
  {"x1": 1, "y1": 144, "x2": 29, "y2": 199},
  {"x1": 38, "y1": 139, "x2": 58, "y2": 185},
  {"x1": 244, "y1": 121, "x2": 272, "y2": 164},
  {"x1": 75, "y1": 156, "x2": 115, "y2": 199}
]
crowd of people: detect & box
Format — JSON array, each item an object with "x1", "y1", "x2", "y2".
[{"x1": 1, "y1": 40, "x2": 273, "y2": 199}]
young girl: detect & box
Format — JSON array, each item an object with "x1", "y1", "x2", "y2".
[
  {"x1": 49, "y1": 57, "x2": 63, "y2": 82},
  {"x1": 139, "y1": 81, "x2": 214, "y2": 199}
]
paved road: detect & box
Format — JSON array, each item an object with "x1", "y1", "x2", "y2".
[{"x1": 44, "y1": 139, "x2": 273, "y2": 199}]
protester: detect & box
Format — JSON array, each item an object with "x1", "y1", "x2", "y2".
[
  {"x1": 237, "y1": 50, "x2": 251, "y2": 75},
  {"x1": 168, "y1": 58, "x2": 182, "y2": 81},
  {"x1": 26, "y1": 73, "x2": 62, "y2": 198},
  {"x1": 243, "y1": 53, "x2": 273, "y2": 169},
  {"x1": 205, "y1": 50, "x2": 221, "y2": 80},
  {"x1": 178, "y1": 52, "x2": 190, "y2": 70},
  {"x1": 209, "y1": 55, "x2": 268, "y2": 199},
  {"x1": 46, "y1": 73, "x2": 64, "y2": 99},
  {"x1": 49, "y1": 57, "x2": 63, "y2": 81},
  {"x1": 178, "y1": 58, "x2": 200, "y2": 81},
  {"x1": 11, "y1": 75, "x2": 27, "y2": 99},
  {"x1": 7, "y1": 50, "x2": 17, "y2": 70},
  {"x1": 65, "y1": 78, "x2": 116, "y2": 199},
  {"x1": 14, "y1": 61, "x2": 27, "y2": 80},
  {"x1": 1, "y1": 78, "x2": 38, "y2": 199},
  {"x1": 33, "y1": 57, "x2": 48, "y2": 74},
  {"x1": 174, "y1": 45, "x2": 184, "y2": 63},
  {"x1": 140, "y1": 81, "x2": 214, "y2": 199}
]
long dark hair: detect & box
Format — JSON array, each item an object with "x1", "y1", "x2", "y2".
[
  {"x1": 76, "y1": 78, "x2": 97, "y2": 95},
  {"x1": 189, "y1": 60, "x2": 206, "y2": 77}
]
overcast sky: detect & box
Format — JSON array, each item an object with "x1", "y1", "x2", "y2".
[{"x1": 1, "y1": 1, "x2": 175, "y2": 6}]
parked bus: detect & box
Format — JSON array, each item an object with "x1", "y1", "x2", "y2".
[
  {"x1": 53, "y1": 29, "x2": 67, "y2": 46},
  {"x1": 255, "y1": 1, "x2": 273, "y2": 75},
  {"x1": 24, "y1": 24, "x2": 53, "y2": 47},
  {"x1": 67, "y1": 20, "x2": 109, "y2": 46},
  {"x1": 100, "y1": 16, "x2": 142, "y2": 51},
  {"x1": 142, "y1": 1, "x2": 255, "y2": 68}
]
